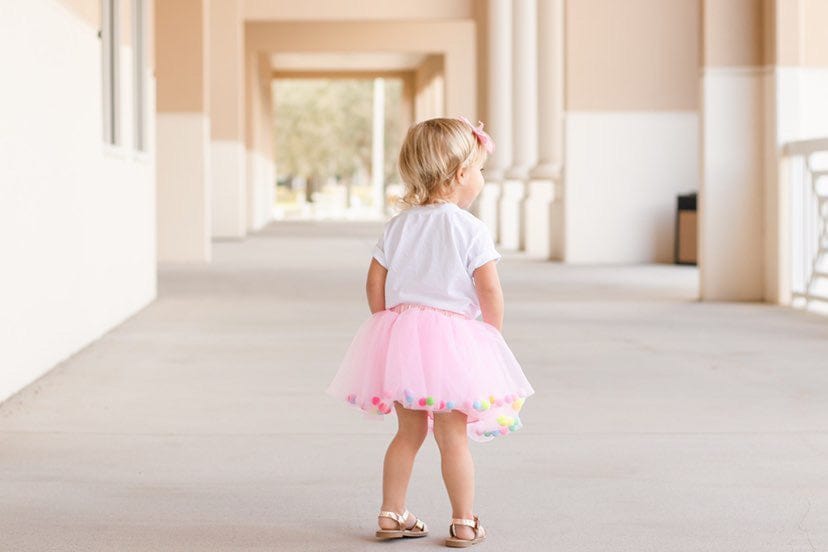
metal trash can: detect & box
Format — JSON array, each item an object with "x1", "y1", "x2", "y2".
[{"x1": 675, "y1": 192, "x2": 697, "y2": 265}]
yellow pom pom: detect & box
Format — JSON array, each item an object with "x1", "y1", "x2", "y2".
[{"x1": 512, "y1": 398, "x2": 524, "y2": 411}]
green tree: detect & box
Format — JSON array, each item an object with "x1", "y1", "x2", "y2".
[{"x1": 273, "y1": 78, "x2": 402, "y2": 184}]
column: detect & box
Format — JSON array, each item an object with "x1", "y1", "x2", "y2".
[
  {"x1": 400, "y1": 74, "x2": 415, "y2": 135},
  {"x1": 499, "y1": 0, "x2": 538, "y2": 250},
  {"x1": 155, "y1": 0, "x2": 211, "y2": 262},
  {"x1": 372, "y1": 78, "x2": 386, "y2": 217},
  {"x1": 478, "y1": 0, "x2": 512, "y2": 241},
  {"x1": 525, "y1": 0, "x2": 564, "y2": 260},
  {"x1": 256, "y1": 53, "x2": 275, "y2": 229},
  {"x1": 209, "y1": 0, "x2": 246, "y2": 239},
  {"x1": 244, "y1": 50, "x2": 275, "y2": 232},
  {"x1": 699, "y1": 0, "x2": 766, "y2": 300}
]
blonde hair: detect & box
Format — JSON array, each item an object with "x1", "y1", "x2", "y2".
[{"x1": 396, "y1": 117, "x2": 490, "y2": 208}]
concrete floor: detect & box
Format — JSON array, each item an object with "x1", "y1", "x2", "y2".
[{"x1": 2, "y1": 220, "x2": 828, "y2": 551}]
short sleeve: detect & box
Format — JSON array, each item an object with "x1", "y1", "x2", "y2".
[
  {"x1": 466, "y1": 225, "x2": 501, "y2": 276},
  {"x1": 372, "y1": 232, "x2": 388, "y2": 269}
]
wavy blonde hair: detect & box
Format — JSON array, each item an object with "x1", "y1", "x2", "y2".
[{"x1": 396, "y1": 117, "x2": 489, "y2": 209}]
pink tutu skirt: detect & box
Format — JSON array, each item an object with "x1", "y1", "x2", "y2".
[{"x1": 325, "y1": 303, "x2": 534, "y2": 442}]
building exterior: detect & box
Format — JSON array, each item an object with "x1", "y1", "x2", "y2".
[{"x1": 2, "y1": 0, "x2": 827, "y2": 403}]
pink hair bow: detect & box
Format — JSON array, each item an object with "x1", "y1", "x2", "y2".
[{"x1": 458, "y1": 116, "x2": 495, "y2": 154}]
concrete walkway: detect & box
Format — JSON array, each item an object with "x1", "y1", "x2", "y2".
[{"x1": 2, "y1": 220, "x2": 827, "y2": 551}]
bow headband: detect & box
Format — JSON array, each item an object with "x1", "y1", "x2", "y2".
[{"x1": 458, "y1": 116, "x2": 495, "y2": 154}]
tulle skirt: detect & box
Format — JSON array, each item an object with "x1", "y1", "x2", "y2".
[{"x1": 325, "y1": 302, "x2": 534, "y2": 442}]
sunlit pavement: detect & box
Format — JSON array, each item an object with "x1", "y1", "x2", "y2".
[{"x1": 1, "y1": 220, "x2": 827, "y2": 551}]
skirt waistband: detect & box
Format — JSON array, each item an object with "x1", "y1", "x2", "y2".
[{"x1": 389, "y1": 303, "x2": 470, "y2": 320}]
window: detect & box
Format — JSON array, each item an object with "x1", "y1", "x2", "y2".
[
  {"x1": 132, "y1": 0, "x2": 146, "y2": 152},
  {"x1": 101, "y1": 0, "x2": 120, "y2": 146}
]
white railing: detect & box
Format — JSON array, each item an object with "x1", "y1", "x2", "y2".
[{"x1": 783, "y1": 137, "x2": 828, "y2": 311}]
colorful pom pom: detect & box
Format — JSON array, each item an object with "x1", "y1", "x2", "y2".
[
  {"x1": 497, "y1": 415, "x2": 514, "y2": 427},
  {"x1": 426, "y1": 397, "x2": 435, "y2": 406},
  {"x1": 446, "y1": 401, "x2": 455, "y2": 410},
  {"x1": 371, "y1": 396, "x2": 380, "y2": 405},
  {"x1": 418, "y1": 398, "x2": 427, "y2": 407}
]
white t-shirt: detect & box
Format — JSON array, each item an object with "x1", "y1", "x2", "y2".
[{"x1": 371, "y1": 202, "x2": 501, "y2": 320}]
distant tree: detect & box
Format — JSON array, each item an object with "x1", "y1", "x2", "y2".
[{"x1": 273, "y1": 79, "x2": 402, "y2": 185}]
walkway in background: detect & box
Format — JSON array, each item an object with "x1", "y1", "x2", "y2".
[{"x1": 1, "y1": 220, "x2": 826, "y2": 551}]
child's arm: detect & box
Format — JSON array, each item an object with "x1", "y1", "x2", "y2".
[
  {"x1": 473, "y1": 261, "x2": 504, "y2": 331},
  {"x1": 366, "y1": 258, "x2": 388, "y2": 314}
]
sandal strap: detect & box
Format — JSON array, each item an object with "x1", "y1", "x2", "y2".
[
  {"x1": 450, "y1": 516, "x2": 478, "y2": 528},
  {"x1": 449, "y1": 515, "x2": 480, "y2": 539},
  {"x1": 412, "y1": 518, "x2": 427, "y2": 532},
  {"x1": 378, "y1": 509, "x2": 410, "y2": 528}
]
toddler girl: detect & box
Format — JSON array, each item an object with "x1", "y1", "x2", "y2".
[{"x1": 325, "y1": 116, "x2": 534, "y2": 548}]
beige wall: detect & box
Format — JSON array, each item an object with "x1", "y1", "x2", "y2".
[
  {"x1": 563, "y1": 0, "x2": 700, "y2": 264},
  {"x1": 801, "y1": 0, "x2": 828, "y2": 66},
  {"x1": 58, "y1": 0, "x2": 98, "y2": 28},
  {"x1": 2, "y1": 0, "x2": 157, "y2": 403},
  {"x1": 210, "y1": 0, "x2": 243, "y2": 141},
  {"x1": 776, "y1": 0, "x2": 828, "y2": 66},
  {"x1": 156, "y1": 0, "x2": 209, "y2": 112},
  {"x1": 242, "y1": 0, "x2": 474, "y2": 20},
  {"x1": 58, "y1": 0, "x2": 150, "y2": 49},
  {"x1": 567, "y1": 0, "x2": 699, "y2": 111}
]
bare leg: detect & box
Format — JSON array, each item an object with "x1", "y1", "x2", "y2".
[
  {"x1": 378, "y1": 401, "x2": 428, "y2": 530},
  {"x1": 433, "y1": 410, "x2": 485, "y2": 540}
]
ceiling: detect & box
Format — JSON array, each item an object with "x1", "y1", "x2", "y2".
[{"x1": 270, "y1": 52, "x2": 429, "y2": 72}]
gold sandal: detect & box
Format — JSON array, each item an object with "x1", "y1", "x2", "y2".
[
  {"x1": 445, "y1": 515, "x2": 486, "y2": 547},
  {"x1": 375, "y1": 508, "x2": 429, "y2": 540}
]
